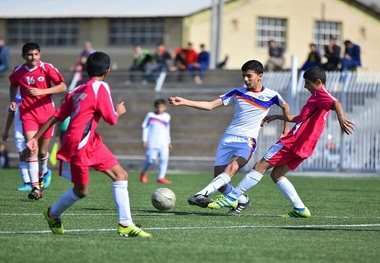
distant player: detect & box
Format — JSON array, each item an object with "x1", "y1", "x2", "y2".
[
  {"x1": 169, "y1": 60, "x2": 290, "y2": 215},
  {"x1": 26, "y1": 51, "x2": 152, "y2": 237},
  {"x1": 208, "y1": 66, "x2": 355, "y2": 217},
  {"x1": 140, "y1": 98, "x2": 172, "y2": 184},
  {"x1": 9, "y1": 42, "x2": 65, "y2": 199}
]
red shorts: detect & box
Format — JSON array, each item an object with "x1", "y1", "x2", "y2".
[
  {"x1": 59, "y1": 143, "x2": 119, "y2": 185},
  {"x1": 264, "y1": 142, "x2": 305, "y2": 170},
  {"x1": 22, "y1": 113, "x2": 54, "y2": 139}
]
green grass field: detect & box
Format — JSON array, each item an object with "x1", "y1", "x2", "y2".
[{"x1": 0, "y1": 169, "x2": 379, "y2": 263}]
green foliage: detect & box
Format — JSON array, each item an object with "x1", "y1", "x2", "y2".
[{"x1": 1, "y1": 169, "x2": 380, "y2": 263}]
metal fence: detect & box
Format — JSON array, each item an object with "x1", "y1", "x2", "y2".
[{"x1": 246, "y1": 71, "x2": 380, "y2": 173}]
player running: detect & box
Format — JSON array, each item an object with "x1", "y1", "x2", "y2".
[
  {"x1": 9, "y1": 43, "x2": 65, "y2": 199},
  {"x1": 169, "y1": 60, "x2": 290, "y2": 215},
  {"x1": 140, "y1": 98, "x2": 172, "y2": 184},
  {"x1": 27, "y1": 51, "x2": 152, "y2": 238},
  {"x1": 208, "y1": 66, "x2": 355, "y2": 217},
  {"x1": 2, "y1": 93, "x2": 52, "y2": 191}
]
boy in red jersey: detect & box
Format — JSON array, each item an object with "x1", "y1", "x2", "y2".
[
  {"x1": 27, "y1": 51, "x2": 151, "y2": 238},
  {"x1": 208, "y1": 66, "x2": 355, "y2": 217},
  {"x1": 9, "y1": 43, "x2": 67, "y2": 199}
]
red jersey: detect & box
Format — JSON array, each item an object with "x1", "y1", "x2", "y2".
[
  {"x1": 280, "y1": 87, "x2": 338, "y2": 158},
  {"x1": 9, "y1": 61, "x2": 64, "y2": 120},
  {"x1": 54, "y1": 79, "x2": 119, "y2": 165},
  {"x1": 183, "y1": 48, "x2": 198, "y2": 65}
]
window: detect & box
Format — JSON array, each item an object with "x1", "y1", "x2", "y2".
[
  {"x1": 257, "y1": 17, "x2": 287, "y2": 48},
  {"x1": 109, "y1": 18, "x2": 164, "y2": 46},
  {"x1": 7, "y1": 19, "x2": 79, "y2": 46},
  {"x1": 314, "y1": 21, "x2": 342, "y2": 53}
]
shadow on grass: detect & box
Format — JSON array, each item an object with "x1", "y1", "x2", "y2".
[{"x1": 135, "y1": 209, "x2": 225, "y2": 217}]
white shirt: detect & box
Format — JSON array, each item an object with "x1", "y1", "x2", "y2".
[
  {"x1": 220, "y1": 86, "x2": 285, "y2": 139},
  {"x1": 142, "y1": 112, "x2": 171, "y2": 148}
]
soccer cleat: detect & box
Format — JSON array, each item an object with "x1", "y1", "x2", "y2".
[
  {"x1": 117, "y1": 224, "x2": 152, "y2": 238},
  {"x1": 157, "y1": 178, "x2": 172, "y2": 184},
  {"x1": 43, "y1": 169, "x2": 52, "y2": 189},
  {"x1": 16, "y1": 184, "x2": 32, "y2": 191},
  {"x1": 28, "y1": 187, "x2": 42, "y2": 200},
  {"x1": 187, "y1": 194, "x2": 213, "y2": 208},
  {"x1": 207, "y1": 195, "x2": 238, "y2": 210},
  {"x1": 283, "y1": 207, "x2": 311, "y2": 218},
  {"x1": 43, "y1": 207, "x2": 64, "y2": 235},
  {"x1": 140, "y1": 173, "x2": 148, "y2": 183},
  {"x1": 228, "y1": 196, "x2": 251, "y2": 215}
]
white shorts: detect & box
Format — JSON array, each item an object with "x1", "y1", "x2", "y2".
[
  {"x1": 146, "y1": 146, "x2": 169, "y2": 163},
  {"x1": 214, "y1": 133, "x2": 257, "y2": 166},
  {"x1": 14, "y1": 110, "x2": 26, "y2": 153}
]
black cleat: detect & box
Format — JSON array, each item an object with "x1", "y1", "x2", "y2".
[
  {"x1": 228, "y1": 196, "x2": 251, "y2": 215},
  {"x1": 28, "y1": 187, "x2": 42, "y2": 200},
  {"x1": 187, "y1": 194, "x2": 214, "y2": 208}
]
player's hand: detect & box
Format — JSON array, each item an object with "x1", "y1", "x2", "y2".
[
  {"x1": 2, "y1": 131, "x2": 8, "y2": 141},
  {"x1": 169, "y1": 143, "x2": 173, "y2": 151},
  {"x1": 261, "y1": 115, "x2": 277, "y2": 127},
  {"x1": 116, "y1": 101, "x2": 126, "y2": 116},
  {"x1": 9, "y1": 102, "x2": 17, "y2": 112},
  {"x1": 26, "y1": 138, "x2": 38, "y2": 153},
  {"x1": 27, "y1": 88, "x2": 46, "y2": 96},
  {"x1": 142, "y1": 142, "x2": 147, "y2": 149},
  {"x1": 338, "y1": 117, "x2": 355, "y2": 135},
  {"x1": 168, "y1": 97, "x2": 184, "y2": 106}
]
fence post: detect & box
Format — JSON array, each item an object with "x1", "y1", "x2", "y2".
[
  {"x1": 339, "y1": 71, "x2": 352, "y2": 171},
  {"x1": 290, "y1": 55, "x2": 298, "y2": 113}
]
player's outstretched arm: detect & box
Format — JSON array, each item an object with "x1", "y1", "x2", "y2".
[
  {"x1": 279, "y1": 102, "x2": 291, "y2": 136},
  {"x1": 26, "y1": 116, "x2": 59, "y2": 153},
  {"x1": 332, "y1": 101, "x2": 355, "y2": 135},
  {"x1": 261, "y1": 114, "x2": 298, "y2": 127},
  {"x1": 168, "y1": 97, "x2": 222, "y2": 111}
]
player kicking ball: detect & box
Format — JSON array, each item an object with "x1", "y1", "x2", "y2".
[
  {"x1": 208, "y1": 66, "x2": 355, "y2": 217},
  {"x1": 27, "y1": 52, "x2": 151, "y2": 237},
  {"x1": 169, "y1": 60, "x2": 290, "y2": 215}
]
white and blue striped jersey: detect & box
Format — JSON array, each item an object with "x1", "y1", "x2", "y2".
[
  {"x1": 220, "y1": 86, "x2": 285, "y2": 139},
  {"x1": 142, "y1": 112, "x2": 171, "y2": 148}
]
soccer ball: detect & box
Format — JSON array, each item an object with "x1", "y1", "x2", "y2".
[{"x1": 151, "y1": 188, "x2": 176, "y2": 211}]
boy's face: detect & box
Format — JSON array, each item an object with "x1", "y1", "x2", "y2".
[
  {"x1": 155, "y1": 104, "x2": 167, "y2": 114},
  {"x1": 242, "y1": 69, "x2": 263, "y2": 90},
  {"x1": 22, "y1": 49, "x2": 40, "y2": 68},
  {"x1": 304, "y1": 78, "x2": 322, "y2": 94}
]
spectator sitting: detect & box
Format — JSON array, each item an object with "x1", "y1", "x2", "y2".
[
  {"x1": 187, "y1": 44, "x2": 210, "y2": 84},
  {"x1": 0, "y1": 37, "x2": 10, "y2": 79},
  {"x1": 143, "y1": 43, "x2": 171, "y2": 83},
  {"x1": 171, "y1": 42, "x2": 198, "y2": 82},
  {"x1": 183, "y1": 42, "x2": 198, "y2": 69},
  {"x1": 0, "y1": 142, "x2": 9, "y2": 169},
  {"x1": 127, "y1": 44, "x2": 153, "y2": 84},
  {"x1": 301, "y1": 43, "x2": 321, "y2": 71},
  {"x1": 322, "y1": 36, "x2": 341, "y2": 71},
  {"x1": 341, "y1": 40, "x2": 361, "y2": 71},
  {"x1": 265, "y1": 40, "x2": 285, "y2": 72}
]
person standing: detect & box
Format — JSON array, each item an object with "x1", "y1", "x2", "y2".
[
  {"x1": 140, "y1": 99, "x2": 172, "y2": 184},
  {"x1": 9, "y1": 42, "x2": 67, "y2": 200}
]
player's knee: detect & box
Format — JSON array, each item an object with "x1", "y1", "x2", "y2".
[
  {"x1": 113, "y1": 169, "x2": 129, "y2": 181},
  {"x1": 73, "y1": 186, "x2": 88, "y2": 198}
]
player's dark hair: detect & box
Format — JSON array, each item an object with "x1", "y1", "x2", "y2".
[
  {"x1": 22, "y1": 42, "x2": 40, "y2": 55},
  {"x1": 86, "y1": 51, "x2": 110, "y2": 77},
  {"x1": 154, "y1": 98, "x2": 166, "y2": 107},
  {"x1": 241, "y1": 60, "x2": 264, "y2": 74},
  {"x1": 303, "y1": 66, "x2": 326, "y2": 84}
]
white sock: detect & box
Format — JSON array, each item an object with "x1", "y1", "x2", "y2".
[
  {"x1": 113, "y1": 181, "x2": 133, "y2": 226},
  {"x1": 237, "y1": 195, "x2": 248, "y2": 203},
  {"x1": 196, "y1": 173, "x2": 231, "y2": 196},
  {"x1": 276, "y1": 178, "x2": 305, "y2": 209},
  {"x1": 228, "y1": 170, "x2": 263, "y2": 200},
  {"x1": 38, "y1": 153, "x2": 49, "y2": 176},
  {"x1": 50, "y1": 188, "x2": 81, "y2": 219},
  {"x1": 26, "y1": 157, "x2": 39, "y2": 188},
  {"x1": 19, "y1": 161, "x2": 30, "y2": 184}
]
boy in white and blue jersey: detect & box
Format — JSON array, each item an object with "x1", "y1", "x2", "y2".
[
  {"x1": 140, "y1": 99, "x2": 172, "y2": 184},
  {"x1": 169, "y1": 60, "x2": 290, "y2": 214}
]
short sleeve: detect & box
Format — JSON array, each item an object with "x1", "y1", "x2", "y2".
[
  {"x1": 316, "y1": 87, "x2": 338, "y2": 111},
  {"x1": 46, "y1": 63, "x2": 65, "y2": 85},
  {"x1": 220, "y1": 89, "x2": 237, "y2": 106}
]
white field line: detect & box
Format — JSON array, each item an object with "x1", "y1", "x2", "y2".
[
  {"x1": 0, "y1": 213, "x2": 380, "y2": 220},
  {"x1": 1, "y1": 224, "x2": 380, "y2": 235}
]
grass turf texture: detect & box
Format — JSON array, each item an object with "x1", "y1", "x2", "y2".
[{"x1": 0, "y1": 169, "x2": 379, "y2": 263}]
